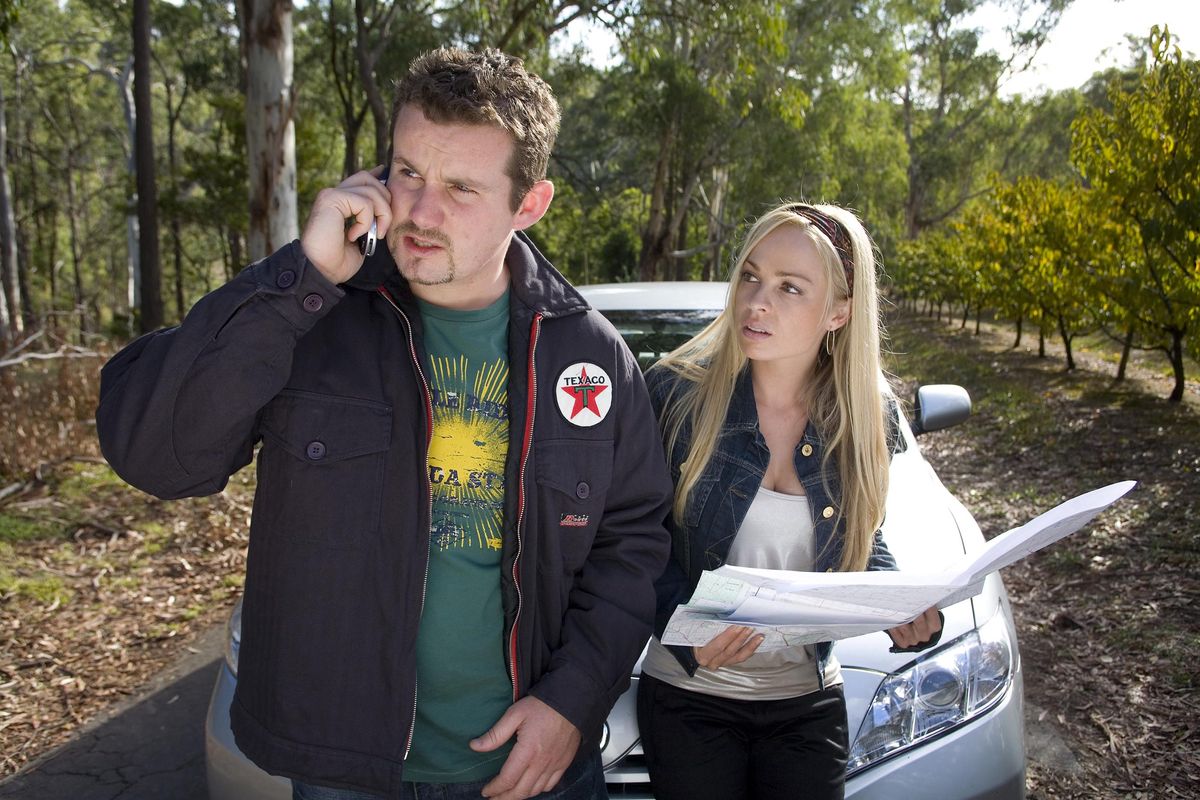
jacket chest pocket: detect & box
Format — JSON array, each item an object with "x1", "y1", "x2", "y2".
[
  {"x1": 534, "y1": 438, "x2": 614, "y2": 575},
  {"x1": 259, "y1": 390, "x2": 392, "y2": 550}
]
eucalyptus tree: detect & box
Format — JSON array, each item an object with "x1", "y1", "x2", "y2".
[
  {"x1": 614, "y1": 0, "x2": 800, "y2": 280},
  {"x1": 238, "y1": 0, "x2": 298, "y2": 261},
  {"x1": 1, "y1": 80, "x2": 19, "y2": 346},
  {"x1": 133, "y1": 0, "x2": 163, "y2": 332},
  {"x1": 887, "y1": 0, "x2": 1070, "y2": 238},
  {"x1": 153, "y1": 0, "x2": 241, "y2": 322},
  {"x1": 7, "y1": 0, "x2": 136, "y2": 338},
  {"x1": 0, "y1": 0, "x2": 18, "y2": 345}
]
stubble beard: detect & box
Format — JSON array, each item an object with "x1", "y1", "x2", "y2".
[{"x1": 390, "y1": 221, "x2": 455, "y2": 286}]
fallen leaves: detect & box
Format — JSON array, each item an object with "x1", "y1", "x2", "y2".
[{"x1": 890, "y1": 311, "x2": 1200, "y2": 799}]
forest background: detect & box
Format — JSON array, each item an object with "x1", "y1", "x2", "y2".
[
  {"x1": 0, "y1": 0, "x2": 1198, "y2": 795},
  {"x1": 0, "y1": 0, "x2": 1196, "y2": 401}
]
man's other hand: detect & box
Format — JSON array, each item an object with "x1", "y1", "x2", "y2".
[{"x1": 470, "y1": 695, "x2": 581, "y2": 800}]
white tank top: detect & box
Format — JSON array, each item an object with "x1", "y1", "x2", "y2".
[{"x1": 643, "y1": 486, "x2": 842, "y2": 700}]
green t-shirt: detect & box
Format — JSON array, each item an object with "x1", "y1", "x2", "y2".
[{"x1": 405, "y1": 292, "x2": 513, "y2": 783}]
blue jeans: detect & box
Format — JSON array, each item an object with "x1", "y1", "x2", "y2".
[{"x1": 292, "y1": 748, "x2": 607, "y2": 800}]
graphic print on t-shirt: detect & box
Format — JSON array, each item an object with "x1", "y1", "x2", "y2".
[{"x1": 426, "y1": 354, "x2": 508, "y2": 552}]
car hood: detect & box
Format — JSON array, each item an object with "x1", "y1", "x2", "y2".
[{"x1": 833, "y1": 441, "x2": 985, "y2": 674}]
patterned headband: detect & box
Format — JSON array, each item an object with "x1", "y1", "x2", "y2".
[{"x1": 788, "y1": 204, "x2": 855, "y2": 297}]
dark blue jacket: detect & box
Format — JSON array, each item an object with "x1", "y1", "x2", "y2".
[
  {"x1": 96, "y1": 233, "x2": 672, "y2": 797},
  {"x1": 646, "y1": 366, "x2": 897, "y2": 681}
]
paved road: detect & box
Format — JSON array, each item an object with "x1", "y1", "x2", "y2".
[{"x1": 0, "y1": 625, "x2": 224, "y2": 800}]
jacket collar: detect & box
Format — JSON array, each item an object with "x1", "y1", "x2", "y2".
[
  {"x1": 726, "y1": 366, "x2": 825, "y2": 455},
  {"x1": 726, "y1": 367, "x2": 761, "y2": 431},
  {"x1": 346, "y1": 230, "x2": 589, "y2": 319}
]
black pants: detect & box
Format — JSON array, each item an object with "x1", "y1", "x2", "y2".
[{"x1": 636, "y1": 674, "x2": 849, "y2": 800}]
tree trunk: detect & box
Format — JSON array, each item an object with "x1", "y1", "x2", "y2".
[
  {"x1": 117, "y1": 58, "x2": 140, "y2": 326},
  {"x1": 974, "y1": 307, "x2": 981, "y2": 335},
  {"x1": 1038, "y1": 329, "x2": 1045, "y2": 358},
  {"x1": 16, "y1": 219, "x2": 34, "y2": 331},
  {"x1": 663, "y1": 169, "x2": 702, "y2": 281},
  {"x1": 638, "y1": 123, "x2": 675, "y2": 282},
  {"x1": 240, "y1": 0, "x2": 298, "y2": 261},
  {"x1": 1014, "y1": 315, "x2": 1023, "y2": 347},
  {"x1": 354, "y1": 0, "x2": 398, "y2": 166},
  {"x1": 1116, "y1": 324, "x2": 1134, "y2": 381},
  {"x1": 227, "y1": 228, "x2": 243, "y2": 284},
  {"x1": 703, "y1": 166, "x2": 728, "y2": 282},
  {"x1": 160, "y1": 48, "x2": 188, "y2": 322},
  {"x1": 1168, "y1": 329, "x2": 1185, "y2": 403},
  {"x1": 1057, "y1": 314, "x2": 1075, "y2": 370},
  {"x1": 65, "y1": 158, "x2": 86, "y2": 338},
  {"x1": 134, "y1": 0, "x2": 164, "y2": 333},
  {"x1": 0, "y1": 83, "x2": 20, "y2": 348}
]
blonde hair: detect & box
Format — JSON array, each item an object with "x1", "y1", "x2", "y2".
[{"x1": 655, "y1": 203, "x2": 890, "y2": 572}]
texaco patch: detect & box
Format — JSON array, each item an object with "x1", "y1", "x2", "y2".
[{"x1": 555, "y1": 362, "x2": 613, "y2": 427}]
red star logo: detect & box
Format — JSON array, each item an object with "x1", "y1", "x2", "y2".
[{"x1": 560, "y1": 366, "x2": 608, "y2": 419}]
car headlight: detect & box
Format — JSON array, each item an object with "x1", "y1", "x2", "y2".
[
  {"x1": 847, "y1": 610, "x2": 1013, "y2": 774},
  {"x1": 224, "y1": 601, "x2": 242, "y2": 676}
]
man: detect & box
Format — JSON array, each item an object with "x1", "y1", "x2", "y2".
[{"x1": 96, "y1": 48, "x2": 672, "y2": 800}]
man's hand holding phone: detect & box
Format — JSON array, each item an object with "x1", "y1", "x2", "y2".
[{"x1": 300, "y1": 165, "x2": 391, "y2": 285}]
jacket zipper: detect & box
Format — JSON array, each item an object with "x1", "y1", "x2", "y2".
[
  {"x1": 509, "y1": 313, "x2": 542, "y2": 701},
  {"x1": 376, "y1": 287, "x2": 435, "y2": 760}
]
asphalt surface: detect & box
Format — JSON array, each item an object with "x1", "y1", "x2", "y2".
[{"x1": 0, "y1": 624, "x2": 225, "y2": 800}]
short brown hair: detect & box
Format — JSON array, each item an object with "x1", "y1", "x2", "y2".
[{"x1": 391, "y1": 47, "x2": 561, "y2": 210}]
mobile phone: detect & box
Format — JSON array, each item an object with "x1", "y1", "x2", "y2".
[{"x1": 356, "y1": 166, "x2": 390, "y2": 257}]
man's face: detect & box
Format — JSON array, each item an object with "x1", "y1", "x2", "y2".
[{"x1": 386, "y1": 105, "x2": 528, "y2": 308}]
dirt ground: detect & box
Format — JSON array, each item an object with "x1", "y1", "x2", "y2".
[
  {"x1": 1, "y1": 310, "x2": 1198, "y2": 797},
  {"x1": 885, "y1": 311, "x2": 1199, "y2": 798}
]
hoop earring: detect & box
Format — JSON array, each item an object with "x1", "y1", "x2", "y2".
[{"x1": 824, "y1": 329, "x2": 835, "y2": 356}]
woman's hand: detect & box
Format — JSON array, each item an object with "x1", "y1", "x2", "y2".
[
  {"x1": 886, "y1": 607, "x2": 942, "y2": 650},
  {"x1": 694, "y1": 625, "x2": 765, "y2": 670}
]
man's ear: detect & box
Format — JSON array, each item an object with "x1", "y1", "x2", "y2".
[{"x1": 513, "y1": 179, "x2": 554, "y2": 231}]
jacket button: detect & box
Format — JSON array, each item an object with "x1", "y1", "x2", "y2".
[
  {"x1": 276, "y1": 269, "x2": 296, "y2": 289},
  {"x1": 822, "y1": 505, "x2": 834, "y2": 519},
  {"x1": 575, "y1": 481, "x2": 590, "y2": 499},
  {"x1": 826, "y1": 567, "x2": 834, "y2": 573},
  {"x1": 303, "y1": 293, "x2": 324, "y2": 313},
  {"x1": 306, "y1": 441, "x2": 327, "y2": 460},
  {"x1": 801, "y1": 443, "x2": 813, "y2": 457}
]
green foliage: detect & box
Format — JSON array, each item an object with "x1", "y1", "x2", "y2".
[
  {"x1": 1072, "y1": 26, "x2": 1200, "y2": 400},
  {"x1": 893, "y1": 27, "x2": 1200, "y2": 401},
  {"x1": 11, "y1": 0, "x2": 1191, "y2": 406},
  {"x1": 534, "y1": 184, "x2": 647, "y2": 284}
]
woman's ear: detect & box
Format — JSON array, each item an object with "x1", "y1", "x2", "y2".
[{"x1": 829, "y1": 298, "x2": 852, "y2": 332}]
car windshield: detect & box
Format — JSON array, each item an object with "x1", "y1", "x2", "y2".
[{"x1": 602, "y1": 309, "x2": 720, "y2": 371}]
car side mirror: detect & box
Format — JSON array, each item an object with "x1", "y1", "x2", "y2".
[{"x1": 911, "y1": 384, "x2": 971, "y2": 435}]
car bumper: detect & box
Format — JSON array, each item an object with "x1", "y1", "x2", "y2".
[
  {"x1": 207, "y1": 661, "x2": 1024, "y2": 800},
  {"x1": 205, "y1": 663, "x2": 289, "y2": 800},
  {"x1": 604, "y1": 667, "x2": 1024, "y2": 800}
]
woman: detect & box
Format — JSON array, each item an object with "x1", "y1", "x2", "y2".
[{"x1": 638, "y1": 202, "x2": 941, "y2": 800}]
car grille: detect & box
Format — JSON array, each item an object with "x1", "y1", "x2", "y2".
[{"x1": 605, "y1": 748, "x2": 653, "y2": 797}]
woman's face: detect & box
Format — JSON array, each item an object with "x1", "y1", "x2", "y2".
[{"x1": 733, "y1": 224, "x2": 849, "y2": 371}]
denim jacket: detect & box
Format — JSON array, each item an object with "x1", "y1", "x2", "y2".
[{"x1": 645, "y1": 366, "x2": 897, "y2": 682}]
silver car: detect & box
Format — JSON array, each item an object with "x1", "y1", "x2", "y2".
[{"x1": 207, "y1": 282, "x2": 1025, "y2": 799}]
